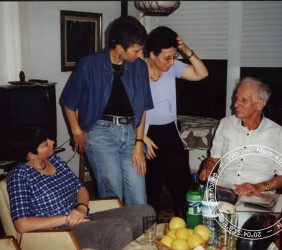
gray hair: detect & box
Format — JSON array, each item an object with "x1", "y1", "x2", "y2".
[{"x1": 236, "y1": 76, "x2": 271, "y2": 102}]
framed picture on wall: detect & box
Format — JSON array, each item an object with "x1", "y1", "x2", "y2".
[{"x1": 60, "y1": 10, "x2": 102, "y2": 71}]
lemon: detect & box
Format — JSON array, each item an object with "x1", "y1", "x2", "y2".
[
  {"x1": 175, "y1": 227, "x2": 193, "y2": 240},
  {"x1": 187, "y1": 233, "x2": 204, "y2": 249},
  {"x1": 193, "y1": 224, "x2": 210, "y2": 242},
  {"x1": 160, "y1": 235, "x2": 174, "y2": 248},
  {"x1": 167, "y1": 230, "x2": 176, "y2": 239},
  {"x1": 169, "y1": 217, "x2": 186, "y2": 231},
  {"x1": 171, "y1": 239, "x2": 189, "y2": 250}
]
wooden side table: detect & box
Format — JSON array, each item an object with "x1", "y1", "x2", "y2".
[{"x1": 123, "y1": 223, "x2": 166, "y2": 250}]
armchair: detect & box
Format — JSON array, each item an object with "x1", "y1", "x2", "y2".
[
  {"x1": 0, "y1": 236, "x2": 20, "y2": 250},
  {"x1": 0, "y1": 179, "x2": 122, "y2": 250}
]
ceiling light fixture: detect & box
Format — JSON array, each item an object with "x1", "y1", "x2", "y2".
[{"x1": 134, "y1": 1, "x2": 181, "y2": 16}]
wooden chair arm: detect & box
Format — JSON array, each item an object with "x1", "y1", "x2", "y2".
[
  {"x1": 88, "y1": 198, "x2": 122, "y2": 214},
  {"x1": 0, "y1": 236, "x2": 20, "y2": 250},
  {"x1": 20, "y1": 229, "x2": 83, "y2": 250}
]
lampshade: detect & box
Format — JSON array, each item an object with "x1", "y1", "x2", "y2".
[{"x1": 134, "y1": 1, "x2": 180, "y2": 16}]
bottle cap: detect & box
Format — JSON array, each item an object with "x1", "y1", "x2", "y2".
[{"x1": 192, "y1": 173, "x2": 198, "y2": 180}]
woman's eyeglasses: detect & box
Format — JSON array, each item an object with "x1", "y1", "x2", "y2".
[{"x1": 158, "y1": 53, "x2": 179, "y2": 62}]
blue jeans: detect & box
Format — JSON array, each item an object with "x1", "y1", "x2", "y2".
[{"x1": 86, "y1": 120, "x2": 147, "y2": 205}]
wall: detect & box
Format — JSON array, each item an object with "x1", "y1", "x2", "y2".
[{"x1": 0, "y1": 3, "x2": 22, "y2": 83}]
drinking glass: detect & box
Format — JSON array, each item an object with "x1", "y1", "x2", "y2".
[
  {"x1": 143, "y1": 215, "x2": 157, "y2": 243},
  {"x1": 219, "y1": 213, "x2": 238, "y2": 250}
]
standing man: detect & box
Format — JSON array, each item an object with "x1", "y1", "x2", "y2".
[{"x1": 61, "y1": 16, "x2": 153, "y2": 205}]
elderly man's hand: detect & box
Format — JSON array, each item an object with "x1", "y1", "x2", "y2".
[
  {"x1": 234, "y1": 182, "x2": 264, "y2": 196},
  {"x1": 199, "y1": 167, "x2": 212, "y2": 181}
]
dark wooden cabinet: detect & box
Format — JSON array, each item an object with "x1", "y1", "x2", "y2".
[{"x1": 0, "y1": 84, "x2": 57, "y2": 161}]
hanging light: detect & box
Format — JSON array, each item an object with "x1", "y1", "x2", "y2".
[{"x1": 134, "y1": 1, "x2": 181, "y2": 16}]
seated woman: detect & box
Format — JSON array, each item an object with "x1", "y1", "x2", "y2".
[{"x1": 7, "y1": 126, "x2": 155, "y2": 250}]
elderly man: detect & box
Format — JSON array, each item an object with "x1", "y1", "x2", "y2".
[{"x1": 199, "y1": 77, "x2": 282, "y2": 196}]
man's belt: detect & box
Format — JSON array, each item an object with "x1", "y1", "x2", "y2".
[{"x1": 100, "y1": 114, "x2": 134, "y2": 125}]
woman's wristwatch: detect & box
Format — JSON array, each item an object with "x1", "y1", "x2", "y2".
[{"x1": 76, "y1": 203, "x2": 90, "y2": 215}]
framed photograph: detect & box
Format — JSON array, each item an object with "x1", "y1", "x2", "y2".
[{"x1": 60, "y1": 10, "x2": 102, "y2": 71}]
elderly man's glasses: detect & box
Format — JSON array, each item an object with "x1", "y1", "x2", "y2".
[{"x1": 158, "y1": 53, "x2": 179, "y2": 62}]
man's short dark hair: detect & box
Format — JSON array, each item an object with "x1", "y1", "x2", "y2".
[
  {"x1": 145, "y1": 26, "x2": 178, "y2": 57},
  {"x1": 108, "y1": 16, "x2": 147, "y2": 50}
]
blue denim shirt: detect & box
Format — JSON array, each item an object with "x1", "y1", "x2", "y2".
[{"x1": 61, "y1": 47, "x2": 153, "y2": 131}]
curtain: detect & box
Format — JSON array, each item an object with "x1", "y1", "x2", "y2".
[{"x1": 0, "y1": 2, "x2": 22, "y2": 85}]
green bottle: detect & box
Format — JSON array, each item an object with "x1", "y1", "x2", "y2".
[{"x1": 186, "y1": 173, "x2": 203, "y2": 229}]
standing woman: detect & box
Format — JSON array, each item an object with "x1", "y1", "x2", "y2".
[
  {"x1": 144, "y1": 26, "x2": 208, "y2": 218},
  {"x1": 61, "y1": 16, "x2": 153, "y2": 205}
]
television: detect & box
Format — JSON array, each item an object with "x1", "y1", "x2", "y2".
[
  {"x1": 176, "y1": 59, "x2": 227, "y2": 120},
  {"x1": 0, "y1": 84, "x2": 57, "y2": 161}
]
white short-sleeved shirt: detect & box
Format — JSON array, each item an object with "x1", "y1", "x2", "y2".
[{"x1": 210, "y1": 115, "x2": 282, "y2": 187}]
